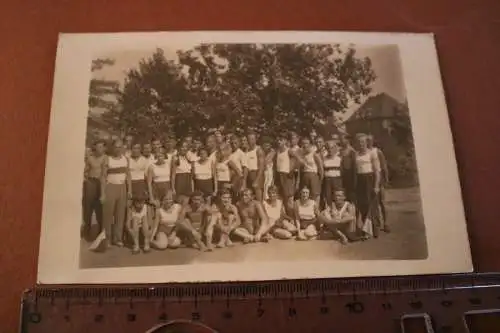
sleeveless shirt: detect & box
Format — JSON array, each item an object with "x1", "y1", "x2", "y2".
[
  {"x1": 175, "y1": 156, "x2": 192, "y2": 174},
  {"x1": 246, "y1": 147, "x2": 259, "y2": 171},
  {"x1": 107, "y1": 156, "x2": 128, "y2": 185},
  {"x1": 159, "y1": 203, "x2": 181, "y2": 227},
  {"x1": 323, "y1": 153, "x2": 342, "y2": 177},
  {"x1": 297, "y1": 199, "x2": 316, "y2": 220},
  {"x1": 264, "y1": 199, "x2": 283, "y2": 221},
  {"x1": 151, "y1": 161, "x2": 171, "y2": 182},
  {"x1": 194, "y1": 160, "x2": 213, "y2": 180},
  {"x1": 216, "y1": 159, "x2": 231, "y2": 182},
  {"x1": 303, "y1": 151, "x2": 318, "y2": 173},
  {"x1": 276, "y1": 148, "x2": 290, "y2": 173},
  {"x1": 129, "y1": 156, "x2": 149, "y2": 181}
]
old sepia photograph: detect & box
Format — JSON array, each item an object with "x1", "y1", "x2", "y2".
[{"x1": 38, "y1": 32, "x2": 472, "y2": 284}]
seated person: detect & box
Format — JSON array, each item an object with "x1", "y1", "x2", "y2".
[
  {"x1": 176, "y1": 191, "x2": 211, "y2": 252},
  {"x1": 150, "y1": 190, "x2": 182, "y2": 250},
  {"x1": 126, "y1": 197, "x2": 151, "y2": 254},
  {"x1": 261, "y1": 185, "x2": 297, "y2": 240},
  {"x1": 235, "y1": 188, "x2": 268, "y2": 243},
  {"x1": 294, "y1": 186, "x2": 321, "y2": 241},
  {"x1": 320, "y1": 190, "x2": 356, "y2": 244},
  {"x1": 206, "y1": 190, "x2": 240, "y2": 249}
]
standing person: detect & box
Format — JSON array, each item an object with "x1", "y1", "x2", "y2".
[
  {"x1": 100, "y1": 139, "x2": 132, "y2": 249},
  {"x1": 275, "y1": 135, "x2": 297, "y2": 210},
  {"x1": 240, "y1": 136, "x2": 250, "y2": 152},
  {"x1": 146, "y1": 150, "x2": 172, "y2": 205},
  {"x1": 176, "y1": 191, "x2": 210, "y2": 251},
  {"x1": 165, "y1": 138, "x2": 178, "y2": 160},
  {"x1": 339, "y1": 134, "x2": 357, "y2": 203},
  {"x1": 124, "y1": 135, "x2": 133, "y2": 158},
  {"x1": 262, "y1": 185, "x2": 297, "y2": 240},
  {"x1": 126, "y1": 198, "x2": 150, "y2": 254},
  {"x1": 206, "y1": 135, "x2": 218, "y2": 165},
  {"x1": 171, "y1": 141, "x2": 194, "y2": 205},
  {"x1": 322, "y1": 140, "x2": 343, "y2": 209},
  {"x1": 300, "y1": 138, "x2": 324, "y2": 206},
  {"x1": 128, "y1": 142, "x2": 149, "y2": 201},
  {"x1": 150, "y1": 191, "x2": 182, "y2": 250},
  {"x1": 294, "y1": 186, "x2": 321, "y2": 241},
  {"x1": 215, "y1": 144, "x2": 241, "y2": 193},
  {"x1": 354, "y1": 133, "x2": 382, "y2": 238},
  {"x1": 142, "y1": 142, "x2": 156, "y2": 165},
  {"x1": 151, "y1": 138, "x2": 162, "y2": 157},
  {"x1": 366, "y1": 134, "x2": 390, "y2": 232},
  {"x1": 235, "y1": 188, "x2": 268, "y2": 243},
  {"x1": 214, "y1": 129, "x2": 225, "y2": 147},
  {"x1": 187, "y1": 138, "x2": 201, "y2": 163},
  {"x1": 321, "y1": 190, "x2": 356, "y2": 244},
  {"x1": 193, "y1": 146, "x2": 217, "y2": 205},
  {"x1": 245, "y1": 132, "x2": 265, "y2": 201},
  {"x1": 261, "y1": 137, "x2": 276, "y2": 200},
  {"x1": 288, "y1": 131, "x2": 302, "y2": 194},
  {"x1": 315, "y1": 136, "x2": 328, "y2": 158},
  {"x1": 229, "y1": 135, "x2": 248, "y2": 193},
  {"x1": 205, "y1": 190, "x2": 240, "y2": 250},
  {"x1": 82, "y1": 140, "x2": 106, "y2": 241}
]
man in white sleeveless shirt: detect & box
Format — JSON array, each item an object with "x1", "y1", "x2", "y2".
[
  {"x1": 245, "y1": 132, "x2": 265, "y2": 201},
  {"x1": 99, "y1": 139, "x2": 132, "y2": 250}
]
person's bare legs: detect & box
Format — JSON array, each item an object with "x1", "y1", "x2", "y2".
[
  {"x1": 273, "y1": 228, "x2": 293, "y2": 239},
  {"x1": 204, "y1": 215, "x2": 218, "y2": 251},
  {"x1": 141, "y1": 221, "x2": 151, "y2": 252},
  {"x1": 233, "y1": 227, "x2": 253, "y2": 243}
]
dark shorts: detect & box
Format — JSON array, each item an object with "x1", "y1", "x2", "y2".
[
  {"x1": 247, "y1": 170, "x2": 264, "y2": 189},
  {"x1": 131, "y1": 179, "x2": 148, "y2": 200},
  {"x1": 194, "y1": 178, "x2": 214, "y2": 196},
  {"x1": 301, "y1": 172, "x2": 321, "y2": 197},
  {"x1": 175, "y1": 173, "x2": 193, "y2": 197},
  {"x1": 154, "y1": 181, "x2": 171, "y2": 201},
  {"x1": 299, "y1": 218, "x2": 317, "y2": 229},
  {"x1": 277, "y1": 172, "x2": 295, "y2": 198}
]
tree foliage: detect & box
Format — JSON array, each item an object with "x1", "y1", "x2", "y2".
[
  {"x1": 108, "y1": 44, "x2": 376, "y2": 139},
  {"x1": 89, "y1": 58, "x2": 119, "y2": 109}
]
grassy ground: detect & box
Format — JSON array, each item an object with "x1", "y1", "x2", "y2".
[{"x1": 79, "y1": 187, "x2": 427, "y2": 269}]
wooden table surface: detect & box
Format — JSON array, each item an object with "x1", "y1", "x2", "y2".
[{"x1": 1, "y1": 0, "x2": 499, "y2": 331}]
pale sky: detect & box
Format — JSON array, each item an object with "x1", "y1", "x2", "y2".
[{"x1": 93, "y1": 43, "x2": 407, "y2": 119}]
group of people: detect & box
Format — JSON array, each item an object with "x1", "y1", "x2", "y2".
[{"x1": 83, "y1": 129, "x2": 389, "y2": 254}]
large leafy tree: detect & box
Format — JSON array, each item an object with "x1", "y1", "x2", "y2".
[{"x1": 110, "y1": 44, "x2": 376, "y2": 139}]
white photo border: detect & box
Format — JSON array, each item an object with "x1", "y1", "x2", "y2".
[{"x1": 37, "y1": 31, "x2": 472, "y2": 284}]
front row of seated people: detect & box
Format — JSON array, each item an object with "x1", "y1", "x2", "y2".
[{"x1": 125, "y1": 186, "x2": 356, "y2": 254}]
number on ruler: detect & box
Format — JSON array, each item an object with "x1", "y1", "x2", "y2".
[
  {"x1": 94, "y1": 314, "x2": 104, "y2": 323},
  {"x1": 257, "y1": 308, "x2": 265, "y2": 318},
  {"x1": 127, "y1": 313, "x2": 136, "y2": 322},
  {"x1": 320, "y1": 306, "x2": 329, "y2": 314},
  {"x1": 288, "y1": 307, "x2": 297, "y2": 317},
  {"x1": 158, "y1": 313, "x2": 168, "y2": 321},
  {"x1": 345, "y1": 302, "x2": 365, "y2": 314},
  {"x1": 192, "y1": 312, "x2": 201, "y2": 321},
  {"x1": 222, "y1": 310, "x2": 233, "y2": 319}
]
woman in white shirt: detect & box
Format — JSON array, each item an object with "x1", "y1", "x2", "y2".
[
  {"x1": 146, "y1": 149, "x2": 172, "y2": 205},
  {"x1": 294, "y1": 186, "x2": 321, "y2": 241},
  {"x1": 193, "y1": 146, "x2": 217, "y2": 205},
  {"x1": 171, "y1": 141, "x2": 194, "y2": 205},
  {"x1": 151, "y1": 190, "x2": 182, "y2": 250},
  {"x1": 128, "y1": 142, "x2": 149, "y2": 200},
  {"x1": 261, "y1": 186, "x2": 297, "y2": 240}
]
